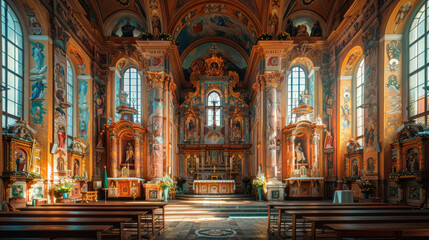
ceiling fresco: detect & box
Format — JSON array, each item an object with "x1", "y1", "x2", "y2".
[
  {"x1": 176, "y1": 13, "x2": 255, "y2": 55},
  {"x1": 182, "y1": 42, "x2": 248, "y2": 81}
]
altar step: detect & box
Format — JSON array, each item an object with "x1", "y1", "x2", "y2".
[
  {"x1": 175, "y1": 194, "x2": 255, "y2": 201},
  {"x1": 164, "y1": 200, "x2": 268, "y2": 219}
]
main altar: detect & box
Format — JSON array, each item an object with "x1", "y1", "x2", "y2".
[{"x1": 193, "y1": 180, "x2": 235, "y2": 194}]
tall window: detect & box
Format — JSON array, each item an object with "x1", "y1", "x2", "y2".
[
  {"x1": 2, "y1": 0, "x2": 23, "y2": 128},
  {"x1": 123, "y1": 67, "x2": 142, "y2": 123},
  {"x1": 408, "y1": 1, "x2": 429, "y2": 126},
  {"x1": 207, "y1": 91, "x2": 221, "y2": 127},
  {"x1": 355, "y1": 59, "x2": 365, "y2": 145},
  {"x1": 66, "y1": 59, "x2": 74, "y2": 146},
  {"x1": 287, "y1": 66, "x2": 307, "y2": 123}
]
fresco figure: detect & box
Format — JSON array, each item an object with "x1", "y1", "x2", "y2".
[
  {"x1": 30, "y1": 79, "x2": 47, "y2": 100},
  {"x1": 121, "y1": 20, "x2": 135, "y2": 37},
  {"x1": 57, "y1": 125, "x2": 66, "y2": 149},
  {"x1": 394, "y1": 2, "x2": 412, "y2": 33},
  {"x1": 30, "y1": 42, "x2": 46, "y2": 74}
]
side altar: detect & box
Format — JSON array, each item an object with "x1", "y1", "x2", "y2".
[
  {"x1": 193, "y1": 180, "x2": 235, "y2": 194},
  {"x1": 282, "y1": 94, "x2": 326, "y2": 198}
]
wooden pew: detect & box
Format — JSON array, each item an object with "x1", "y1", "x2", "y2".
[
  {"x1": 0, "y1": 217, "x2": 132, "y2": 240},
  {"x1": 0, "y1": 225, "x2": 112, "y2": 240},
  {"x1": 325, "y1": 223, "x2": 429, "y2": 240},
  {"x1": 21, "y1": 206, "x2": 161, "y2": 238},
  {"x1": 0, "y1": 211, "x2": 148, "y2": 240},
  {"x1": 304, "y1": 215, "x2": 429, "y2": 240},
  {"x1": 279, "y1": 209, "x2": 429, "y2": 240},
  {"x1": 266, "y1": 202, "x2": 389, "y2": 234}
]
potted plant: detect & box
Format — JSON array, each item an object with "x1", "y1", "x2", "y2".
[
  {"x1": 159, "y1": 174, "x2": 174, "y2": 202},
  {"x1": 54, "y1": 179, "x2": 73, "y2": 199},
  {"x1": 157, "y1": 33, "x2": 172, "y2": 41},
  {"x1": 277, "y1": 31, "x2": 291, "y2": 40},
  {"x1": 356, "y1": 178, "x2": 375, "y2": 199},
  {"x1": 139, "y1": 32, "x2": 153, "y2": 40},
  {"x1": 175, "y1": 176, "x2": 187, "y2": 194},
  {"x1": 257, "y1": 33, "x2": 273, "y2": 41},
  {"x1": 252, "y1": 172, "x2": 266, "y2": 201}
]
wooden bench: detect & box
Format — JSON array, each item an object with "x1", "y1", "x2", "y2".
[
  {"x1": 0, "y1": 210, "x2": 148, "y2": 240},
  {"x1": 0, "y1": 217, "x2": 132, "y2": 240},
  {"x1": 325, "y1": 223, "x2": 429, "y2": 240},
  {"x1": 266, "y1": 202, "x2": 389, "y2": 234},
  {"x1": 279, "y1": 209, "x2": 429, "y2": 240},
  {"x1": 0, "y1": 224, "x2": 112, "y2": 240},
  {"x1": 304, "y1": 215, "x2": 429, "y2": 240}
]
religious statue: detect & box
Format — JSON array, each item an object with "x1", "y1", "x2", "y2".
[
  {"x1": 300, "y1": 89, "x2": 312, "y2": 105},
  {"x1": 152, "y1": 11, "x2": 161, "y2": 37},
  {"x1": 296, "y1": 24, "x2": 309, "y2": 37},
  {"x1": 295, "y1": 143, "x2": 307, "y2": 164},
  {"x1": 125, "y1": 143, "x2": 134, "y2": 164},
  {"x1": 73, "y1": 160, "x2": 80, "y2": 177},
  {"x1": 394, "y1": 2, "x2": 412, "y2": 33},
  {"x1": 15, "y1": 151, "x2": 26, "y2": 172},
  {"x1": 57, "y1": 125, "x2": 66, "y2": 149},
  {"x1": 286, "y1": 19, "x2": 295, "y2": 36},
  {"x1": 187, "y1": 119, "x2": 196, "y2": 139},
  {"x1": 315, "y1": 115, "x2": 322, "y2": 125},
  {"x1": 121, "y1": 20, "x2": 135, "y2": 37},
  {"x1": 268, "y1": 11, "x2": 279, "y2": 36},
  {"x1": 310, "y1": 21, "x2": 323, "y2": 37},
  {"x1": 352, "y1": 159, "x2": 358, "y2": 176},
  {"x1": 117, "y1": 90, "x2": 128, "y2": 106},
  {"x1": 232, "y1": 119, "x2": 241, "y2": 139}
]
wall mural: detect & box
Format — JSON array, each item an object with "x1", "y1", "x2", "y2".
[
  {"x1": 29, "y1": 41, "x2": 48, "y2": 125},
  {"x1": 173, "y1": 4, "x2": 257, "y2": 55},
  {"x1": 78, "y1": 80, "x2": 89, "y2": 140}
]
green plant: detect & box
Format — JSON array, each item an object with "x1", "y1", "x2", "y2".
[
  {"x1": 157, "y1": 33, "x2": 172, "y2": 41},
  {"x1": 257, "y1": 33, "x2": 273, "y2": 41},
  {"x1": 54, "y1": 179, "x2": 74, "y2": 194},
  {"x1": 159, "y1": 173, "x2": 174, "y2": 189},
  {"x1": 72, "y1": 176, "x2": 88, "y2": 181},
  {"x1": 252, "y1": 172, "x2": 266, "y2": 189},
  {"x1": 176, "y1": 176, "x2": 187, "y2": 192},
  {"x1": 277, "y1": 32, "x2": 291, "y2": 40},
  {"x1": 139, "y1": 32, "x2": 153, "y2": 40}
]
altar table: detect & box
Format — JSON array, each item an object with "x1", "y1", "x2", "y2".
[{"x1": 193, "y1": 180, "x2": 235, "y2": 194}]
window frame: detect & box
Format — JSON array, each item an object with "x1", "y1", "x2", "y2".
[
  {"x1": 287, "y1": 66, "x2": 308, "y2": 123},
  {"x1": 1, "y1": 0, "x2": 25, "y2": 128},
  {"x1": 66, "y1": 58, "x2": 75, "y2": 146},
  {"x1": 206, "y1": 91, "x2": 222, "y2": 127},
  {"x1": 354, "y1": 58, "x2": 365, "y2": 145},
  {"x1": 121, "y1": 67, "x2": 142, "y2": 123},
  {"x1": 404, "y1": 0, "x2": 429, "y2": 126}
]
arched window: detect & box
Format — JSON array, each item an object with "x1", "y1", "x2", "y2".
[
  {"x1": 66, "y1": 59, "x2": 74, "y2": 146},
  {"x1": 408, "y1": 1, "x2": 429, "y2": 126},
  {"x1": 1, "y1": 0, "x2": 24, "y2": 128},
  {"x1": 287, "y1": 66, "x2": 307, "y2": 123},
  {"x1": 207, "y1": 91, "x2": 221, "y2": 127},
  {"x1": 123, "y1": 67, "x2": 142, "y2": 123},
  {"x1": 355, "y1": 59, "x2": 365, "y2": 145}
]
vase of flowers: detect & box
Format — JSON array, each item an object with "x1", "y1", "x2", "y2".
[
  {"x1": 54, "y1": 179, "x2": 73, "y2": 199},
  {"x1": 139, "y1": 32, "x2": 153, "y2": 40},
  {"x1": 357, "y1": 178, "x2": 375, "y2": 199},
  {"x1": 176, "y1": 176, "x2": 187, "y2": 194},
  {"x1": 157, "y1": 33, "x2": 172, "y2": 41},
  {"x1": 277, "y1": 32, "x2": 291, "y2": 40},
  {"x1": 159, "y1": 174, "x2": 174, "y2": 202},
  {"x1": 257, "y1": 33, "x2": 273, "y2": 41},
  {"x1": 252, "y1": 172, "x2": 266, "y2": 201}
]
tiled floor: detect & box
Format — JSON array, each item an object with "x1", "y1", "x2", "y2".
[{"x1": 156, "y1": 217, "x2": 276, "y2": 240}]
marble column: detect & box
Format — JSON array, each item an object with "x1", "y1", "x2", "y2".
[
  {"x1": 110, "y1": 132, "x2": 118, "y2": 177},
  {"x1": 134, "y1": 133, "x2": 142, "y2": 178}
]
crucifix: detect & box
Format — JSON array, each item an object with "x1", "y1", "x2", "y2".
[
  {"x1": 210, "y1": 43, "x2": 218, "y2": 54},
  {"x1": 206, "y1": 99, "x2": 222, "y2": 129}
]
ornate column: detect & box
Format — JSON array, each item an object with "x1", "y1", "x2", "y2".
[
  {"x1": 134, "y1": 132, "x2": 143, "y2": 178},
  {"x1": 109, "y1": 130, "x2": 118, "y2": 177}
]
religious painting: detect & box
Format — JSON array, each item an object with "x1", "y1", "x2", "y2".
[
  {"x1": 231, "y1": 154, "x2": 242, "y2": 174},
  {"x1": 11, "y1": 184, "x2": 24, "y2": 198},
  {"x1": 271, "y1": 190, "x2": 280, "y2": 200},
  {"x1": 185, "y1": 116, "x2": 198, "y2": 141},
  {"x1": 149, "y1": 190, "x2": 158, "y2": 200},
  {"x1": 119, "y1": 181, "x2": 130, "y2": 197},
  {"x1": 210, "y1": 185, "x2": 218, "y2": 193},
  {"x1": 108, "y1": 180, "x2": 118, "y2": 197},
  {"x1": 406, "y1": 148, "x2": 419, "y2": 172},
  {"x1": 367, "y1": 157, "x2": 375, "y2": 172},
  {"x1": 57, "y1": 157, "x2": 65, "y2": 172},
  {"x1": 389, "y1": 186, "x2": 399, "y2": 198},
  {"x1": 351, "y1": 159, "x2": 358, "y2": 176},
  {"x1": 32, "y1": 185, "x2": 44, "y2": 199},
  {"x1": 14, "y1": 149, "x2": 27, "y2": 172},
  {"x1": 408, "y1": 183, "x2": 421, "y2": 201},
  {"x1": 230, "y1": 116, "x2": 243, "y2": 142},
  {"x1": 186, "y1": 154, "x2": 197, "y2": 175}
]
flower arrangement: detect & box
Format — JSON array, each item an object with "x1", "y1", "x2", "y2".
[
  {"x1": 157, "y1": 33, "x2": 172, "y2": 41},
  {"x1": 72, "y1": 176, "x2": 88, "y2": 181},
  {"x1": 252, "y1": 172, "x2": 266, "y2": 189},
  {"x1": 356, "y1": 178, "x2": 375, "y2": 193},
  {"x1": 139, "y1": 32, "x2": 153, "y2": 40},
  {"x1": 159, "y1": 173, "x2": 174, "y2": 189},
  {"x1": 6, "y1": 171, "x2": 41, "y2": 178},
  {"x1": 389, "y1": 170, "x2": 421, "y2": 179},
  {"x1": 277, "y1": 32, "x2": 291, "y2": 40},
  {"x1": 54, "y1": 179, "x2": 74, "y2": 194},
  {"x1": 257, "y1": 33, "x2": 273, "y2": 41}
]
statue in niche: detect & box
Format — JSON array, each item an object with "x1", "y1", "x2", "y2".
[
  {"x1": 124, "y1": 143, "x2": 134, "y2": 164},
  {"x1": 406, "y1": 148, "x2": 419, "y2": 172},
  {"x1": 310, "y1": 21, "x2": 323, "y2": 37},
  {"x1": 121, "y1": 20, "x2": 135, "y2": 37},
  {"x1": 187, "y1": 118, "x2": 196, "y2": 139},
  {"x1": 300, "y1": 89, "x2": 312, "y2": 105},
  {"x1": 352, "y1": 159, "x2": 358, "y2": 176},
  {"x1": 295, "y1": 143, "x2": 307, "y2": 164},
  {"x1": 296, "y1": 24, "x2": 309, "y2": 37},
  {"x1": 73, "y1": 160, "x2": 80, "y2": 177},
  {"x1": 232, "y1": 119, "x2": 241, "y2": 139}
]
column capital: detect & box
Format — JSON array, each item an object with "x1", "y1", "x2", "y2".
[{"x1": 258, "y1": 71, "x2": 284, "y2": 90}]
